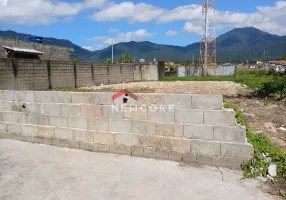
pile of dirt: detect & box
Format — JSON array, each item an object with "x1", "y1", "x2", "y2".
[{"x1": 84, "y1": 81, "x2": 246, "y2": 96}]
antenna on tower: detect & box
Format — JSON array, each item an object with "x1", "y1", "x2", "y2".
[{"x1": 200, "y1": 0, "x2": 217, "y2": 76}]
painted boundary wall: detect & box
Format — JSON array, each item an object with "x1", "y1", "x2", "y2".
[
  {"x1": 0, "y1": 90, "x2": 253, "y2": 169},
  {"x1": 0, "y1": 59, "x2": 161, "y2": 90}
]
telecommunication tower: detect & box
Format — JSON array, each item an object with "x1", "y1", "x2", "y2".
[{"x1": 200, "y1": 0, "x2": 217, "y2": 75}]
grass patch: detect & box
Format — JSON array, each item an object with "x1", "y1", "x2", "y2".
[
  {"x1": 160, "y1": 70, "x2": 272, "y2": 90},
  {"x1": 224, "y1": 100, "x2": 286, "y2": 180},
  {"x1": 54, "y1": 87, "x2": 155, "y2": 93}
]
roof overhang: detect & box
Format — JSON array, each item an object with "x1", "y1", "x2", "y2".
[{"x1": 2, "y1": 45, "x2": 44, "y2": 55}]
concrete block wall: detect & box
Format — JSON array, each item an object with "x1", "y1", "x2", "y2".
[
  {"x1": 0, "y1": 37, "x2": 72, "y2": 61},
  {"x1": 0, "y1": 90, "x2": 253, "y2": 169},
  {"x1": 0, "y1": 58, "x2": 160, "y2": 90}
]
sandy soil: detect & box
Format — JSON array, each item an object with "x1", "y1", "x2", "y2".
[
  {"x1": 84, "y1": 81, "x2": 246, "y2": 96},
  {"x1": 227, "y1": 97, "x2": 286, "y2": 151}
]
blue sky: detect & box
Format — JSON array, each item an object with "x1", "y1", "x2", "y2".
[{"x1": 0, "y1": 0, "x2": 285, "y2": 51}]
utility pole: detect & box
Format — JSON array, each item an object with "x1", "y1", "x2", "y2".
[
  {"x1": 200, "y1": 0, "x2": 217, "y2": 75},
  {"x1": 192, "y1": 53, "x2": 195, "y2": 66},
  {"x1": 112, "y1": 38, "x2": 114, "y2": 64}
]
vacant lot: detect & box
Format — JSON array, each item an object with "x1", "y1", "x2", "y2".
[{"x1": 0, "y1": 139, "x2": 276, "y2": 200}]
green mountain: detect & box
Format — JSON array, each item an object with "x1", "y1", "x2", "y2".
[{"x1": 1, "y1": 27, "x2": 286, "y2": 62}]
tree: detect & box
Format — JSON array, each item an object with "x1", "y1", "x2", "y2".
[
  {"x1": 277, "y1": 54, "x2": 286, "y2": 60},
  {"x1": 120, "y1": 53, "x2": 132, "y2": 63},
  {"x1": 105, "y1": 58, "x2": 112, "y2": 64}
]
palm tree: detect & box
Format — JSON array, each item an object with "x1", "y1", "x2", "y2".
[
  {"x1": 120, "y1": 53, "x2": 132, "y2": 63},
  {"x1": 105, "y1": 58, "x2": 112, "y2": 64}
]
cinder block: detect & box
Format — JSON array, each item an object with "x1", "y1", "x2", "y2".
[
  {"x1": 27, "y1": 114, "x2": 50, "y2": 126},
  {"x1": 108, "y1": 119, "x2": 131, "y2": 133},
  {"x1": 68, "y1": 117, "x2": 88, "y2": 129},
  {"x1": 156, "y1": 123, "x2": 183, "y2": 137},
  {"x1": 169, "y1": 152, "x2": 183, "y2": 161},
  {"x1": 184, "y1": 125, "x2": 214, "y2": 140},
  {"x1": 191, "y1": 140, "x2": 221, "y2": 156},
  {"x1": 26, "y1": 136, "x2": 35, "y2": 143},
  {"x1": 0, "y1": 90, "x2": 14, "y2": 101},
  {"x1": 155, "y1": 149, "x2": 169, "y2": 159},
  {"x1": 115, "y1": 133, "x2": 139, "y2": 146},
  {"x1": 103, "y1": 105, "x2": 123, "y2": 119},
  {"x1": 51, "y1": 138, "x2": 61, "y2": 146},
  {"x1": 35, "y1": 91, "x2": 53, "y2": 103},
  {"x1": 69, "y1": 140, "x2": 79, "y2": 148},
  {"x1": 14, "y1": 91, "x2": 35, "y2": 102},
  {"x1": 79, "y1": 141, "x2": 92, "y2": 150},
  {"x1": 131, "y1": 121, "x2": 156, "y2": 135},
  {"x1": 81, "y1": 105, "x2": 102, "y2": 117},
  {"x1": 72, "y1": 92, "x2": 92, "y2": 104},
  {"x1": 60, "y1": 139, "x2": 70, "y2": 147},
  {"x1": 55, "y1": 128, "x2": 73, "y2": 140},
  {"x1": 221, "y1": 143, "x2": 253, "y2": 159},
  {"x1": 89, "y1": 118, "x2": 108, "y2": 131},
  {"x1": 143, "y1": 147, "x2": 156, "y2": 158},
  {"x1": 214, "y1": 126, "x2": 246, "y2": 143},
  {"x1": 43, "y1": 138, "x2": 52, "y2": 145},
  {"x1": 92, "y1": 93, "x2": 113, "y2": 105},
  {"x1": 124, "y1": 108, "x2": 147, "y2": 120},
  {"x1": 53, "y1": 92, "x2": 72, "y2": 103},
  {"x1": 42, "y1": 103, "x2": 61, "y2": 115},
  {"x1": 137, "y1": 94, "x2": 164, "y2": 106},
  {"x1": 37, "y1": 126, "x2": 55, "y2": 138},
  {"x1": 0, "y1": 131, "x2": 10, "y2": 139},
  {"x1": 12, "y1": 102, "x2": 41, "y2": 114},
  {"x1": 169, "y1": 138, "x2": 192, "y2": 153},
  {"x1": 8, "y1": 123, "x2": 22, "y2": 134},
  {"x1": 110, "y1": 145, "x2": 131, "y2": 155},
  {"x1": 61, "y1": 104, "x2": 81, "y2": 116},
  {"x1": 132, "y1": 146, "x2": 144, "y2": 156},
  {"x1": 73, "y1": 130, "x2": 94, "y2": 141},
  {"x1": 50, "y1": 116, "x2": 68, "y2": 127},
  {"x1": 0, "y1": 102, "x2": 12, "y2": 111},
  {"x1": 183, "y1": 153, "x2": 197, "y2": 163},
  {"x1": 93, "y1": 131, "x2": 114, "y2": 145},
  {"x1": 0, "y1": 112, "x2": 3, "y2": 121},
  {"x1": 35, "y1": 137, "x2": 43, "y2": 143},
  {"x1": 212, "y1": 156, "x2": 243, "y2": 170},
  {"x1": 148, "y1": 109, "x2": 174, "y2": 122},
  {"x1": 192, "y1": 95, "x2": 223, "y2": 110},
  {"x1": 22, "y1": 124, "x2": 37, "y2": 136},
  {"x1": 98, "y1": 144, "x2": 110, "y2": 152},
  {"x1": 204, "y1": 110, "x2": 236, "y2": 126},
  {"x1": 175, "y1": 110, "x2": 203, "y2": 124},
  {"x1": 197, "y1": 155, "x2": 212, "y2": 165},
  {"x1": 5, "y1": 112, "x2": 23, "y2": 123},
  {"x1": 139, "y1": 135, "x2": 161, "y2": 148},
  {"x1": 0, "y1": 122, "x2": 7, "y2": 132},
  {"x1": 164, "y1": 94, "x2": 192, "y2": 109}
]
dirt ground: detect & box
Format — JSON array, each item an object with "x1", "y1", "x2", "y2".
[
  {"x1": 84, "y1": 81, "x2": 246, "y2": 96},
  {"x1": 227, "y1": 97, "x2": 286, "y2": 151},
  {"x1": 85, "y1": 81, "x2": 286, "y2": 151}
]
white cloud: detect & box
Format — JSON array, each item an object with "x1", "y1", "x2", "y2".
[
  {"x1": 103, "y1": 29, "x2": 154, "y2": 45},
  {"x1": 157, "y1": 5, "x2": 201, "y2": 23},
  {"x1": 109, "y1": 27, "x2": 118, "y2": 33},
  {"x1": 183, "y1": 22, "x2": 201, "y2": 34},
  {"x1": 0, "y1": 0, "x2": 108, "y2": 25},
  {"x1": 165, "y1": 30, "x2": 178, "y2": 37},
  {"x1": 82, "y1": 46, "x2": 94, "y2": 51},
  {"x1": 90, "y1": 2, "x2": 164, "y2": 23},
  {"x1": 88, "y1": 36, "x2": 107, "y2": 41}
]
